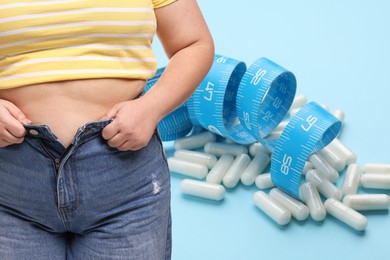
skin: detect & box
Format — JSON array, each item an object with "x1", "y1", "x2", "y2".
[{"x1": 0, "y1": 0, "x2": 214, "y2": 151}]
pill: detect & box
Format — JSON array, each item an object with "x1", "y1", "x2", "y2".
[
  {"x1": 224, "y1": 138, "x2": 236, "y2": 144},
  {"x1": 241, "y1": 152, "x2": 270, "y2": 186},
  {"x1": 205, "y1": 154, "x2": 233, "y2": 183},
  {"x1": 266, "y1": 129, "x2": 282, "y2": 140},
  {"x1": 174, "y1": 150, "x2": 218, "y2": 169},
  {"x1": 204, "y1": 142, "x2": 248, "y2": 157},
  {"x1": 301, "y1": 161, "x2": 314, "y2": 175},
  {"x1": 249, "y1": 142, "x2": 271, "y2": 156},
  {"x1": 308, "y1": 154, "x2": 339, "y2": 183},
  {"x1": 253, "y1": 191, "x2": 291, "y2": 225},
  {"x1": 180, "y1": 179, "x2": 225, "y2": 201},
  {"x1": 361, "y1": 163, "x2": 390, "y2": 174},
  {"x1": 269, "y1": 188, "x2": 310, "y2": 221},
  {"x1": 300, "y1": 182, "x2": 326, "y2": 221},
  {"x1": 318, "y1": 145, "x2": 346, "y2": 171},
  {"x1": 332, "y1": 109, "x2": 345, "y2": 122},
  {"x1": 328, "y1": 138, "x2": 356, "y2": 165},
  {"x1": 360, "y1": 173, "x2": 390, "y2": 190},
  {"x1": 174, "y1": 131, "x2": 216, "y2": 150},
  {"x1": 206, "y1": 154, "x2": 235, "y2": 184},
  {"x1": 321, "y1": 104, "x2": 330, "y2": 111},
  {"x1": 255, "y1": 173, "x2": 275, "y2": 189},
  {"x1": 343, "y1": 194, "x2": 390, "y2": 211},
  {"x1": 341, "y1": 164, "x2": 360, "y2": 196},
  {"x1": 289, "y1": 95, "x2": 308, "y2": 111},
  {"x1": 223, "y1": 154, "x2": 250, "y2": 188},
  {"x1": 289, "y1": 108, "x2": 301, "y2": 118},
  {"x1": 273, "y1": 120, "x2": 288, "y2": 133},
  {"x1": 306, "y1": 170, "x2": 342, "y2": 200},
  {"x1": 167, "y1": 157, "x2": 208, "y2": 179},
  {"x1": 324, "y1": 198, "x2": 367, "y2": 231}
]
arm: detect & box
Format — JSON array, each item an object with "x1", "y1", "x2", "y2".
[{"x1": 102, "y1": 0, "x2": 214, "y2": 151}]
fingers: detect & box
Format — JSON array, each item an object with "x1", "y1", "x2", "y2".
[
  {"x1": 102, "y1": 122, "x2": 152, "y2": 151},
  {"x1": 0, "y1": 128, "x2": 24, "y2": 147},
  {"x1": 101, "y1": 120, "x2": 119, "y2": 141},
  {"x1": 4, "y1": 101, "x2": 31, "y2": 125},
  {"x1": 0, "y1": 102, "x2": 28, "y2": 147}
]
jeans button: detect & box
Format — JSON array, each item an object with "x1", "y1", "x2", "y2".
[{"x1": 29, "y1": 129, "x2": 39, "y2": 136}]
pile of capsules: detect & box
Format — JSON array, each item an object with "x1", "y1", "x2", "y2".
[{"x1": 167, "y1": 95, "x2": 390, "y2": 231}]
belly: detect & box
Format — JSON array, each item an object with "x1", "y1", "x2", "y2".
[{"x1": 0, "y1": 78, "x2": 146, "y2": 147}]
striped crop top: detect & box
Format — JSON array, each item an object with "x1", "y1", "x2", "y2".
[{"x1": 0, "y1": 0, "x2": 177, "y2": 89}]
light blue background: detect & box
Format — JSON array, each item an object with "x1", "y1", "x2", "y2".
[{"x1": 153, "y1": 1, "x2": 390, "y2": 259}]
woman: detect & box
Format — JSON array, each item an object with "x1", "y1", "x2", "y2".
[{"x1": 0, "y1": 0, "x2": 214, "y2": 259}]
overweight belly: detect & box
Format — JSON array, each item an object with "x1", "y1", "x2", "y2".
[{"x1": 0, "y1": 78, "x2": 146, "y2": 147}]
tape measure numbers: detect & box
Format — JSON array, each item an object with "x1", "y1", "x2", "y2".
[
  {"x1": 271, "y1": 102, "x2": 342, "y2": 199},
  {"x1": 187, "y1": 55, "x2": 247, "y2": 141},
  {"x1": 145, "y1": 54, "x2": 341, "y2": 199},
  {"x1": 236, "y1": 57, "x2": 296, "y2": 150}
]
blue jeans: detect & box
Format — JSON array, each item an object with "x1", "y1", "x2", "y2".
[{"x1": 0, "y1": 120, "x2": 171, "y2": 259}]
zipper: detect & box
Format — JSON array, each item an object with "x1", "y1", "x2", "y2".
[{"x1": 37, "y1": 139, "x2": 61, "y2": 172}]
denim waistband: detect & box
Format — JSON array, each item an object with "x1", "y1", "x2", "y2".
[{"x1": 23, "y1": 119, "x2": 113, "y2": 149}]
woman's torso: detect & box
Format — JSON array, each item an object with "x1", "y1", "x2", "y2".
[{"x1": 0, "y1": 79, "x2": 145, "y2": 147}]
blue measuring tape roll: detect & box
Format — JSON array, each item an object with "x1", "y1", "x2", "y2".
[
  {"x1": 146, "y1": 54, "x2": 341, "y2": 199},
  {"x1": 236, "y1": 57, "x2": 296, "y2": 149},
  {"x1": 186, "y1": 55, "x2": 247, "y2": 140},
  {"x1": 270, "y1": 102, "x2": 342, "y2": 199},
  {"x1": 145, "y1": 67, "x2": 193, "y2": 141}
]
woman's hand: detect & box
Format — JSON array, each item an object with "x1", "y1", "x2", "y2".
[
  {"x1": 101, "y1": 97, "x2": 160, "y2": 151},
  {"x1": 0, "y1": 99, "x2": 31, "y2": 147}
]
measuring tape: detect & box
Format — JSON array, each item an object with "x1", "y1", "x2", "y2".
[
  {"x1": 271, "y1": 102, "x2": 341, "y2": 199},
  {"x1": 145, "y1": 55, "x2": 341, "y2": 199},
  {"x1": 145, "y1": 67, "x2": 193, "y2": 141},
  {"x1": 236, "y1": 57, "x2": 296, "y2": 150}
]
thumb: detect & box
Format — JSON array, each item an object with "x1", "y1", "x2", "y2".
[
  {"x1": 100, "y1": 103, "x2": 122, "y2": 120},
  {"x1": 5, "y1": 102, "x2": 31, "y2": 124}
]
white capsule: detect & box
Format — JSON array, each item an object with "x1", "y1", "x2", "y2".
[
  {"x1": 332, "y1": 109, "x2": 345, "y2": 122},
  {"x1": 300, "y1": 182, "x2": 326, "y2": 221},
  {"x1": 167, "y1": 157, "x2": 208, "y2": 179},
  {"x1": 273, "y1": 120, "x2": 288, "y2": 133},
  {"x1": 289, "y1": 95, "x2": 308, "y2": 112},
  {"x1": 361, "y1": 163, "x2": 390, "y2": 174},
  {"x1": 249, "y1": 142, "x2": 271, "y2": 156},
  {"x1": 306, "y1": 170, "x2": 342, "y2": 200},
  {"x1": 289, "y1": 108, "x2": 301, "y2": 118},
  {"x1": 204, "y1": 142, "x2": 248, "y2": 157},
  {"x1": 174, "y1": 131, "x2": 216, "y2": 150},
  {"x1": 321, "y1": 104, "x2": 330, "y2": 111},
  {"x1": 301, "y1": 161, "x2": 314, "y2": 176},
  {"x1": 341, "y1": 164, "x2": 360, "y2": 196},
  {"x1": 223, "y1": 138, "x2": 236, "y2": 144},
  {"x1": 174, "y1": 150, "x2": 217, "y2": 169},
  {"x1": 318, "y1": 145, "x2": 346, "y2": 171},
  {"x1": 253, "y1": 191, "x2": 291, "y2": 225},
  {"x1": 328, "y1": 138, "x2": 356, "y2": 165},
  {"x1": 343, "y1": 194, "x2": 390, "y2": 211},
  {"x1": 223, "y1": 154, "x2": 250, "y2": 188},
  {"x1": 360, "y1": 173, "x2": 390, "y2": 190},
  {"x1": 309, "y1": 154, "x2": 339, "y2": 183},
  {"x1": 324, "y1": 198, "x2": 368, "y2": 231},
  {"x1": 241, "y1": 152, "x2": 270, "y2": 186},
  {"x1": 266, "y1": 130, "x2": 282, "y2": 140},
  {"x1": 269, "y1": 188, "x2": 310, "y2": 221},
  {"x1": 180, "y1": 179, "x2": 225, "y2": 201},
  {"x1": 255, "y1": 173, "x2": 275, "y2": 189},
  {"x1": 206, "y1": 154, "x2": 235, "y2": 184}
]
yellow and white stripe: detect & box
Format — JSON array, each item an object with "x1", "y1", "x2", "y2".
[{"x1": 0, "y1": 0, "x2": 176, "y2": 89}]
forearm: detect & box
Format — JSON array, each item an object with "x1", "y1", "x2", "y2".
[{"x1": 141, "y1": 40, "x2": 214, "y2": 122}]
